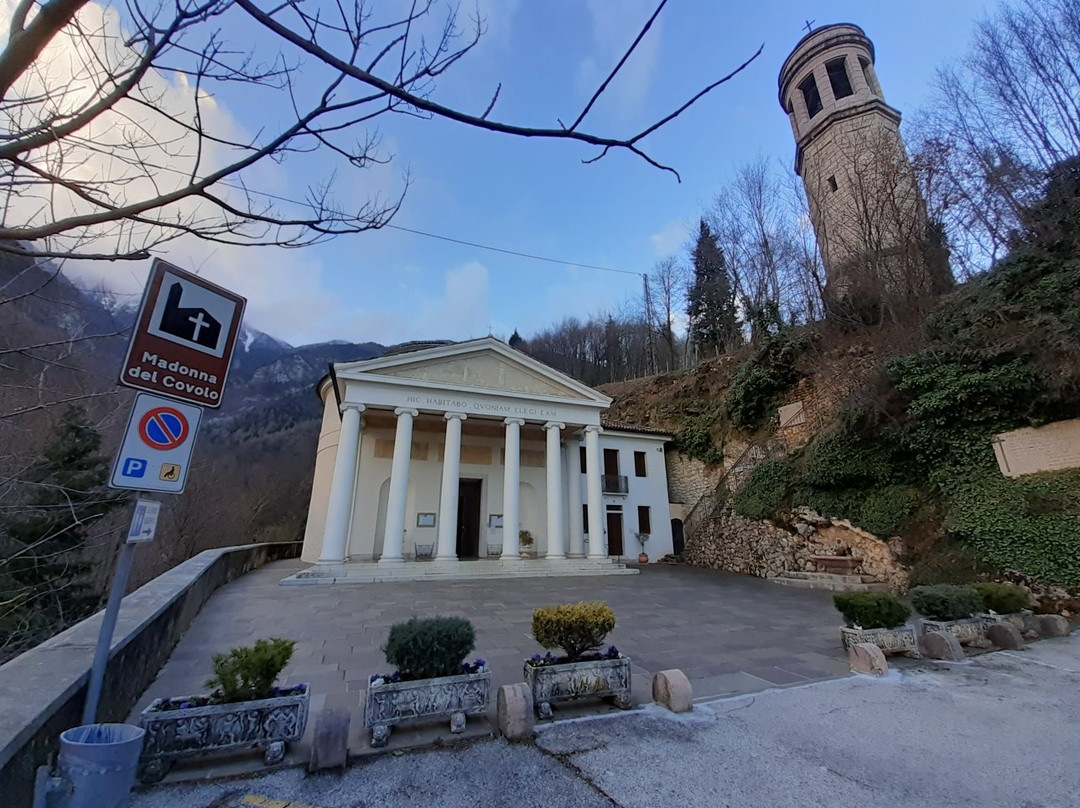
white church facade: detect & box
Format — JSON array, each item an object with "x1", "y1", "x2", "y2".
[{"x1": 300, "y1": 338, "x2": 674, "y2": 576}]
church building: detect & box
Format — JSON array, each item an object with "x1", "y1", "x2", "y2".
[{"x1": 299, "y1": 338, "x2": 674, "y2": 581}]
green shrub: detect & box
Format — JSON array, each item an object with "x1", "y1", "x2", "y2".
[
  {"x1": 674, "y1": 411, "x2": 724, "y2": 465},
  {"x1": 383, "y1": 616, "x2": 476, "y2": 679},
  {"x1": 532, "y1": 602, "x2": 616, "y2": 661},
  {"x1": 973, "y1": 582, "x2": 1030, "y2": 614},
  {"x1": 205, "y1": 637, "x2": 295, "y2": 703},
  {"x1": 732, "y1": 458, "x2": 796, "y2": 521},
  {"x1": 801, "y1": 429, "x2": 896, "y2": 489},
  {"x1": 910, "y1": 584, "x2": 983, "y2": 621},
  {"x1": 833, "y1": 592, "x2": 911, "y2": 629},
  {"x1": 945, "y1": 470, "x2": 1080, "y2": 588},
  {"x1": 907, "y1": 542, "x2": 992, "y2": 588},
  {"x1": 724, "y1": 333, "x2": 804, "y2": 432},
  {"x1": 796, "y1": 485, "x2": 922, "y2": 538}
]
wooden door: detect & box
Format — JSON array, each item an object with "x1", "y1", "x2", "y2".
[
  {"x1": 456, "y1": 479, "x2": 482, "y2": 558},
  {"x1": 606, "y1": 510, "x2": 624, "y2": 556}
]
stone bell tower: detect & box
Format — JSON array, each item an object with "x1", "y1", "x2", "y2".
[{"x1": 779, "y1": 23, "x2": 947, "y2": 313}]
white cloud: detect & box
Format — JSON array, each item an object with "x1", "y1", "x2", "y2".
[
  {"x1": 650, "y1": 220, "x2": 687, "y2": 258},
  {"x1": 576, "y1": 0, "x2": 663, "y2": 120}
]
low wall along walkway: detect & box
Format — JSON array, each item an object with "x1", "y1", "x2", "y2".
[{"x1": 0, "y1": 541, "x2": 301, "y2": 807}]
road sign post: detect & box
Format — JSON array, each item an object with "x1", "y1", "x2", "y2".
[
  {"x1": 81, "y1": 499, "x2": 161, "y2": 725},
  {"x1": 86, "y1": 259, "x2": 245, "y2": 729}
]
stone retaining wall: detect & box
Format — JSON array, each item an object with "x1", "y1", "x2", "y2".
[
  {"x1": 686, "y1": 507, "x2": 908, "y2": 591},
  {"x1": 0, "y1": 541, "x2": 301, "y2": 807}
]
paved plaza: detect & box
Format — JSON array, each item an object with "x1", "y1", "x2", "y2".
[
  {"x1": 131, "y1": 559, "x2": 850, "y2": 764},
  {"x1": 132, "y1": 633, "x2": 1080, "y2": 807}
]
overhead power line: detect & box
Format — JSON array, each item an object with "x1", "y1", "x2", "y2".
[{"x1": 215, "y1": 180, "x2": 644, "y2": 277}]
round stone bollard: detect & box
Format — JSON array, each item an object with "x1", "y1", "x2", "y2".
[
  {"x1": 652, "y1": 669, "x2": 693, "y2": 713},
  {"x1": 848, "y1": 642, "x2": 888, "y2": 675},
  {"x1": 922, "y1": 630, "x2": 965, "y2": 661},
  {"x1": 1035, "y1": 614, "x2": 1071, "y2": 638},
  {"x1": 57, "y1": 723, "x2": 145, "y2": 808},
  {"x1": 497, "y1": 683, "x2": 535, "y2": 741},
  {"x1": 986, "y1": 622, "x2": 1025, "y2": 650}
]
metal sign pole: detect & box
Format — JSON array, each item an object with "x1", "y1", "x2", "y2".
[
  {"x1": 81, "y1": 540, "x2": 137, "y2": 725},
  {"x1": 81, "y1": 498, "x2": 161, "y2": 725}
]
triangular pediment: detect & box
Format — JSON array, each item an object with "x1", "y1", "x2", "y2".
[{"x1": 336, "y1": 338, "x2": 609, "y2": 404}]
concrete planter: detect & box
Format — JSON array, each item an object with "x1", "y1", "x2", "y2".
[
  {"x1": 981, "y1": 610, "x2": 1034, "y2": 633},
  {"x1": 365, "y1": 670, "x2": 491, "y2": 747},
  {"x1": 138, "y1": 684, "x2": 309, "y2": 782},
  {"x1": 920, "y1": 617, "x2": 987, "y2": 645},
  {"x1": 840, "y1": 625, "x2": 920, "y2": 657},
  {"x1": 524, "y1": 656, "x2": 633, "y2": 719}
]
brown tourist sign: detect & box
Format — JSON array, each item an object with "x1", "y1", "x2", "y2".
[{"x1": 119, "y1": 259, "x2": 246, "y2": 407}]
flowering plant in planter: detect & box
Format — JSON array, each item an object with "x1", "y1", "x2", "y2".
[
  {"x1": 525, "y1": 602, "x2": 631, "y2": 717},
  {"x1": 365, "y1": 616, "x2": 491, "y2": 746},
  {"x1": 139, "y1": 638, "x2": 308, "y2": 782}
]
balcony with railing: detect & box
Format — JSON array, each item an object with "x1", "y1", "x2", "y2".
[{"x1": 602, "y1": 474, "x2": 629, "y2": 495}]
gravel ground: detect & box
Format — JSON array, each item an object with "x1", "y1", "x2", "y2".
[{"x1": 131, "y1": 632, "x2": 1080, "y2": 808}]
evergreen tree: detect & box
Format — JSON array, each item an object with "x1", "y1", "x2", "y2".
[
  {"x1": 1, "y1": 408, "x2": 126, "y2": 658},
  {"x1": 686, "y1": 218, "x2": 741, "y2": 357}
]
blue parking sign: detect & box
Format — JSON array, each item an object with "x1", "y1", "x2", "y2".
[{"x1": 121, "y1": 458, "x2": 147, "y2": 478}]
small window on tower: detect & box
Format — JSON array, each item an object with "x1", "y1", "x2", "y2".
[
  {"x1": 799, "y1": 74, "x2": 823, "y2": 118},
  {"x1": 826, "y1": 57, "x2": 853, "y2": 100},
  {"x1": 828, "y1": 175, "x2": 838, "y2": 192}
]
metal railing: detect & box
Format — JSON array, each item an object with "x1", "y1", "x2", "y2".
[{"x1": 601, "y1": 475, "x2": 629, "y2": 494}]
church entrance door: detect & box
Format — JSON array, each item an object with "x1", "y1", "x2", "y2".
[
  {"x1": 456, "y1": 479, "x2": 482, "y2": 559},
  {"x1": 606, "y1": 510, "x2": 624, "y2": 556}
]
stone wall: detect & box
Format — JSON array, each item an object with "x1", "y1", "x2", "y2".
[
  {"x1": 685, "y1": 509, "x2": 798, "y2": 578},
  {"x1": 666, "y1": 451, "x2": 723, "y2": 507},
  {"x1": 0, "y1": 541, "x2": 301, "y2": 807},
  {"x1": 685, "y1": 507, "x2": 909, "y2": 592}
]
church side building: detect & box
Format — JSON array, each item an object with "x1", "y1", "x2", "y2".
[{"x1": 300, "y1": 338, "x2": 674, "y2": 576}]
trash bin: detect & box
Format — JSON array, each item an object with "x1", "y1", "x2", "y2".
[{"x1": 58, "y1": 723, "x2": 145, "y2": 808}]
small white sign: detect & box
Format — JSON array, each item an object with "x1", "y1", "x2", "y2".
[
  {"x1": 127, "y1": 499, "x2": 162, "y2": 543},
  {"x1": 147, "y1": 269, "x2": 238, "y2": 359},
  {"x1": 110, "y1": 393, "x2": 202, "y2": 494}
]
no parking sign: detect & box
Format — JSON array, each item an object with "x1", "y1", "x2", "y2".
[{"x1": 109, "y1": 393, "x2": 202, "y2": 494}]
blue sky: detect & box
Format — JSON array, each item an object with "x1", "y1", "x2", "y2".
[{"x1": 75, "y1": 1, "x2": 991, "y2": 347}]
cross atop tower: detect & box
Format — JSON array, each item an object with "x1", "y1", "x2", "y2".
[{"x1": 803, "y1": 19, "x2": 816, "y2": 34}]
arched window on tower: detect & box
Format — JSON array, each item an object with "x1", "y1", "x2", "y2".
[
  {"x1": 799, "y1": 74, "x2": 823, "y2": 118},
  {"x1": 858, "y1": 57, "x2": 881, "y2": 96},
  {"x1": 826, "y1": 57, "x2": 853, "y2": 100}
]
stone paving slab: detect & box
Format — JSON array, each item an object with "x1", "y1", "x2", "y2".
[{"x1": 129, "y1": 559, "x2": 849, "y2": 779}]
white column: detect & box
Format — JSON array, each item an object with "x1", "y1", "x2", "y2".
[
  {"x1": 501, "y1": 417, "x2": 525, "y2": 559},
  {"x1": 435, "y1": 412, "x2": 467, "y2": 561},
  {"x1": 565, "y1": 439, "x2": 585, "y2": 557},
  {"x1": 379, "y1": 407, "x2": 417, "y2": 564},
  {"x1": 544, "y1": 422, "x2": 566, "y2": 559},
  {"x1": 584, "y1": 424, "x2": 606, "y2": 559},
  {"x1": 320, "y1": 403, "x2": 365, "y2": 563}
]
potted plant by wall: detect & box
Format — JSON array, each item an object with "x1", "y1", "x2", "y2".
[
  {"x1": 911, "y1": 584, "x2": 986, "y2": 645},
  {"x1": 635, "y1": 531, "x2": 650, "y2": 564},
  {"x1": 524, "y1": 602, "x2": 631, "y2": 719},
  {"x1": 973, "y1": 582, "x2": 1033, "y2": 631},
  {"x1": 834, "y1": 592, "x2": 919, "y2": 657},
  {"x1": 519, "y1": 529, "x2": 536, "y2": 559},
  {"x1": 138, "y1": 638, "x2": 308, "y2": 782},
  {"x1": 365, "y1": 616, "x2": 490, "y2": 747}
]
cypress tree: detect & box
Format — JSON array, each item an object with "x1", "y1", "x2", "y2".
[{"x1": 686, "y1": 218, "x2": 741, "y2": 357}]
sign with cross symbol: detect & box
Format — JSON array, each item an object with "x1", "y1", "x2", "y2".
[{"x1": 119, "y1": 258, "x2": 246, "y2": 407}]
